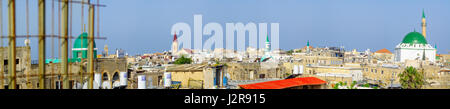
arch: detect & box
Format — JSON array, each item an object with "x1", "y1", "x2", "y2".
[
  {"x1": 112, "y1": 72, "x2": 119, "y2": 82},
  {"x1": 102, "y1": 72, "x2": 109, "y2": 81},
  {"x1": 111, "y1": 71, "x2": 121, "y2": 89}
]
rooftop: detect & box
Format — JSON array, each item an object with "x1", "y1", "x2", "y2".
[
  {"x1": 375, "y1": 48, "x2": 392, "y2": 54},
  {"x1": 239, "y1": 77, "x2": 326, "y2": 89}
]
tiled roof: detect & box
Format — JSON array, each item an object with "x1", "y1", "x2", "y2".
[{"x1": 375, "y1": 48, "x2": 392, "y2": 54}]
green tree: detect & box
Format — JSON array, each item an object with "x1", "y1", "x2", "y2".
[
  {"x1": 174, "y1": 55, "x2": 192, "y2": 65},
  {"x1": 399, "y1": 66, "x2": 425, "y2": 89},
  {"x1": 287, "y1": 50, "x2": 294, "y2": 55},
  {"x1": 347, "y1": 81, "x2": 357, "y2": 89}
]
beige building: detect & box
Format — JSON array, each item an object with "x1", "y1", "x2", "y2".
[
  {"x1": 166, "y1": 64, "x2": 226, "y2": 89},
  {"x1": 362, "y1": 62, "x2": 448, "y2": 89}
]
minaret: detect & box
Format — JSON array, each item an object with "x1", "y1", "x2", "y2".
[
  {"x1": 260, "y1": 35, "x2": 272, "y2": 62},
  {"x1": 171, "y1": 32, "x2": 179, "y2": 53},
  {"x1": 265, "y1": 35, "x2": 271, "y2": 54},
  {"x1": 422, "y1": 9, "x2": 427, "y2": 39},
  {"x1": 104, "y1": 45, "x2": 109, "y2": 56},
  {"x1": 306, "y1": 40, "x2": 310, "y2": 53}
]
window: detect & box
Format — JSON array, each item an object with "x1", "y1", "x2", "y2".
[
  {"x1": 158, "y1": 76, "x2": 163, "y2": 86},
  {"x1": 78, "y1": 52, "x2": 82, "y2": 58},
  {"x1": 102, "y1": 73, "x2": 109, "y2": 81},
  {"x1": 4, "y1": 59, "x2": 20, "y2": 65},
  {"x1": 69, "y1": 80, "x2": 75, "y2": 89},
  {"x1": 113, "y1": 73, "x2": 119, "y2": 81},
  {"x1": 55, "y1": 81, "x2": 61, "y2": 89},
  {"x1": 259, "y1": 74, "x2": 265, "y2": 79}
]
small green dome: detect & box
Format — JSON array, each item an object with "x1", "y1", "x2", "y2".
[
  {"x1": 401, "y1": 32, "x2": 427, "y2": 44},
  {"x1": 73, "y1": 32, "x2": 96, "y2": 48}
]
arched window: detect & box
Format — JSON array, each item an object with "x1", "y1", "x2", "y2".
[
  {"x1": 112, "y1": 72, "x2": 119, "y2": 82},
  {"x1": 102, "y1": 73, "x2": 109, "y2": 81}
]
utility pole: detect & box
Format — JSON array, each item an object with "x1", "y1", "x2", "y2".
[
  {"x1": 61, "y1": 0, "x2": 69, "y2": 89},
  {"x1": 88, "y1": 4, "x2": 95, "y2": 89},
  {"x1": 8, "y1": 0, "x2": 17, "y2": 89},
  {"x1": 38, "y1": 0, "x2": 46, "y2": 89}
]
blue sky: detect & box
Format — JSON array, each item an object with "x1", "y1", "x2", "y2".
[{"x1": 0, "y1": 0, "x2": 449, "y2": 59}]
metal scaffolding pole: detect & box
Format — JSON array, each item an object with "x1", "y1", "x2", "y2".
[
  {"x1": 61, "y1": 0, "x2": 69, "y2": 89},
  {"x1": 0, "y1": 0, "x2": 3, "y2": 89},
  {"x1": 38, "y1": 0, "x2": 46, "y2": 89},
  {"x1": 8, "y1": 0, "x2": 16, "y2": 89},
  {"x1": 88, "y1": 4, "x2": 95, "y2": 89}
]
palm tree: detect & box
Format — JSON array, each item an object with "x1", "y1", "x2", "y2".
[{"x1": 399, "y1": 67, "x2": 425, "y2": 89}]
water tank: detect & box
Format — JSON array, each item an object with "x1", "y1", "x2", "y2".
[
  {"x1": 293, "y1": 65, "x2": 299, "y2": 74},
  {"x1": 119, "y1": 72, "x2": 128, "y2": 86},
  {"x1": 299, "y1": 65, "x2": 304, "y2": 74},
  {"x1": 137, "y1": 75, "x2": 146, "y2": 89},
  {"x1": 164, "y1": 72, "x2": 172, "y2": 87},
  {"x1": 94, "y1": 73, "x2": 102, "y2": 89}
]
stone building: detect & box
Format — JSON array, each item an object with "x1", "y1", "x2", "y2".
[
  {"x1": 226, "y1": 62, "x2": 286, "y2": 81},
  {"x1": 361, "y1": 62, "x2": 448, "y2": 89},
  {"x1": 0, "y1": 46, "x2": 31, "y2": 89},
  {"x1": 1, "y1": 33, "x2": 127, "y2": 89}
]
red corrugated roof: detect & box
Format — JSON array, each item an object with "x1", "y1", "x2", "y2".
[{"x1": 239, "y1": 77, "x2": 326, "y2": 89}]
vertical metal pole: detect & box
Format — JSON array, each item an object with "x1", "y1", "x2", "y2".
[
  {"x1": 50, "y1": 0, "x2": 54, "y2": 89},
  {"x1": 38, "y1": 0, "x2": 46, "y2": 89},
  {"x1": 68, "y1": 0, "x2": 73, "y2": 89},
  {"x1": 61, "y1": 0, "x2": 69, "y2": 89},
  {"x1": 8, "y1": 0, "x2": 16, "y2": 89},
  {"x1": 88, "y1": 5, "x2": 95, "y2": 89},
  {"x1": 0, "y1": 0, "x2": 3, "y2": 89}
]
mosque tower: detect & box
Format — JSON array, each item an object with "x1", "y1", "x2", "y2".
[
  {"x1": 307, "y1": 40, "x2": 310, "y2": 53},
  {"x1": 422, "y1": 9, "x2": 427, "y2": 38},
  {"x1": 265, "y1": 35, "x2": 271, "y2": 54}
]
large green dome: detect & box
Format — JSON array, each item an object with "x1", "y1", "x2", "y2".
[
  {"x1": 73, "y1": 32, "x2": 96, "y2": 48},
  {"x1": 401, "y1": 32, "x2": 427, "y2": 44},
  {"x1": 73, "y1": 32, "x2": 97, "y2": 59}
]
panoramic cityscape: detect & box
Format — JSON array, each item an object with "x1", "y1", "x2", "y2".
[{"x1": 0, "y1": 0, "x2": 449, "y2": 90}]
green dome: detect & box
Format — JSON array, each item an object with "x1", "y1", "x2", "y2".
[
  {"x1": 401, "y1": 32, "x2": 427, "y2": 44},
  {"x1": 72, "y1": 32, "x2": 97, "y2": 59},
  {"x1": 73, "y1": 32, "x2": 96, "y2": 48}
]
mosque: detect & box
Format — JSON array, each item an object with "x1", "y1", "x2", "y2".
[{"x1": 395, "y1": 10, "x2": 436, "y2": 63}]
